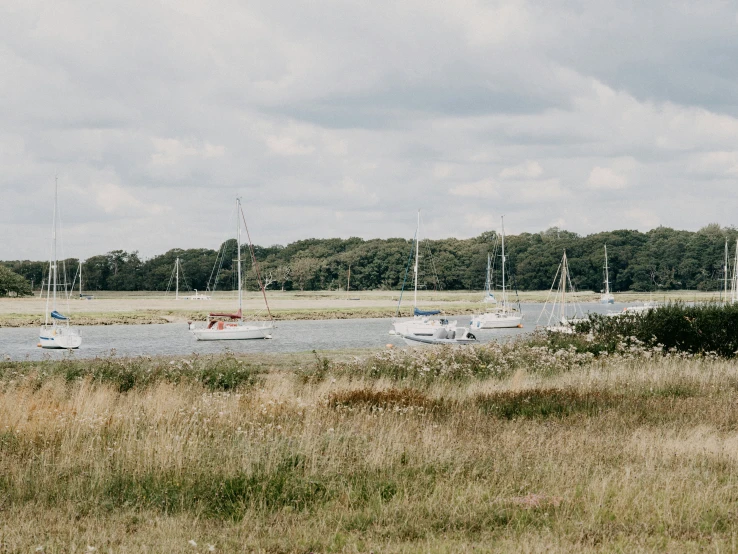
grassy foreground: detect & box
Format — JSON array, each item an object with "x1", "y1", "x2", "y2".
[{"x1": 1, "y1": 345, "x2": 738, "y2": 552}]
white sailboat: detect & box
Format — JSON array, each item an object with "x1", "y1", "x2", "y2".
[
  {"x1": 537, "y1": 250, "x2": 584, "y2": 333},
  {"x1": 390, "y1": 210, "x2": 456, "y2": 336},
  {"x1": 470, "y1": 216, "x2": 523, "y2": 329},
  {"x1": 481, "y1": 254, "x2": 497, "y2": 305},
  {"x1": 39, "y1": 178, "x2": 82, "y2": 349},
  {"x1": 168, "y1": 257, "x2": 211, "y2": 300},
  {"x1": 189, "y1": 198, "x2": 273, "y2": 340},
  {"x1": 600, "y1": 245, "x2": 615, "y2": 304}
]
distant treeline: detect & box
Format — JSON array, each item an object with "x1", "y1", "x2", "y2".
[{"x1": 3, "y1": 224, "x2": 738, "y2": 293}]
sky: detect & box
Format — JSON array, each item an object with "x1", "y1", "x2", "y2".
[{"x1": 2, "y1": 0, "x2": 738, "y2": 260}]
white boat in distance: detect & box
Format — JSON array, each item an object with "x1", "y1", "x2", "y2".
[
  {"x1": 391, "y1": 210, "x2": 456, "y2": 336},
  {"x1": 168, "y1": 257, "x2": 211, "y2": 300},
  {"x1": 39, "y1": 178, "x2": 82, "y2": 349},
  {"x1": 189, "y1": 198, "x2": 273, "y2": 341},
  {"x1": 600, "y1": 245, "x2": 615, "y2": 304},
  {"x1": 402, "y1": 326, "x2": 477, "y2": 347},
  {"x1": 537, "y1": 250, "x2": 585, "y2": 334},
  {"x1": 470, "y1": 216, "x2": 523, "y2": 329}
]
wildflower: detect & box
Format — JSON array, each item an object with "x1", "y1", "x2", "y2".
[
  {"x1": 208, "y1": 545, "x2": 216, "y2": 552},
  {"x1": 86, "y1": 547, "x2": 96, "y2": 553},
  {"x1": 188, "y1": 540, "x2": 197, "y2": 547}
]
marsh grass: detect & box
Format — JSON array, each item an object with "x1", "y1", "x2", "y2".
[{"x1": 3, "y1": 347, "x2": 738, "y2": 551}]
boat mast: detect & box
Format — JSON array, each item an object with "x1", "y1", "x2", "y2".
[
  {"x1": 560, "y1": 251, "x2": 567, "y2": 323},
  {"x1": 52, "y1": 177, "x2": 58, "y2": 315},
  {"x1": 725, "y1": 239, "x2": 729, "y2": 303},
  {"x1": 79, "y1": 261, "x2": 83, "y2": 298},
  {"x1": 175, "y1": 257, "x2": 180, "y2": 300},
  {"x1": 413, "y1": 209, "x2": 419, "y2": 310},
  {"x1": 733, "y1": 239, "x2": 738, "y2": 305},
  {"x1": 237, "y1": 198, "x2": 243, "y2": 320},
  {"x1": 501, "y1": 216, "x2": 507, "y2": 311},
  {"x1": 485, "y1": 254, "x2": 491, "y2": 297},
  {"x1": 604, "y1": 245, "x2": 610, "y2": 296}
]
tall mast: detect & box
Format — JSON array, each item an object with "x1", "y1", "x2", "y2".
[
  {"x1": 725, "y1": 239, "x2": 729, "y2": 303},
  {"x1": 604, "y1": 244, "x2": 610, "y2": 295},
  {"x1": 79, "y1": 261, "x2": 83, "y2": 298},
  {"x1": 733, "y1": 239, "x2": 738, "y2": 305},
  {"x1": 501, "y1": 216, "x2": 507, "y2": 310},
  {"x1": 52, "y1": 176, "x2": 58, "y2": 313},
  {"x1": 486, "y1": 253, "x2": 491, "y2": 297},
  {"x1": 413, "y1": 209, "x2": 419, "y2": 310},
  {"x1": 175, "y1": 257, "x2": 180, "y2": 300},
  {"x1": 237, "y1": 198, "x2": 243, "y2": 319},
  {"x1": 560, "y1": 251, "x2": 567, "y2": 323}
]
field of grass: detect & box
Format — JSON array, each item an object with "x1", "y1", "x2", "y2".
[{"x1": 1, "y1": 342, "x2": 738, "y2": 552}]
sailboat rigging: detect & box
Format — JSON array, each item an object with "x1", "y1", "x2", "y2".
[
  {"x1": 390, "y1": 210, "x2": 457, "y2": 336},
  {"x1": 600, "y1": 245, "x2": 615, "y2": 304},
  {"x1": 188, "y1": 198, "x2": 273, "y2": 340},
  {"x1": 537, "y1": 250, "x2": 585, "y2": 333},
  {"x1": 38, "y1": 178, "x2": 82, "y2": 349},
  {"x1": 470, "y1": 216, "x2": 523, "y2": 329}
]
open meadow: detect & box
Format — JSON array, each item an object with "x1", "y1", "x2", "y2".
[
  {"x1": 2, "y1": 339, "x2": 738, "y2": 552},
  {"x1": 0, "y1": 289, "x2": 724, "y2": 328}
]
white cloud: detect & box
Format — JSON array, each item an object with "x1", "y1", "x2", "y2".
[
  {"x1": 266, "y1": 135, "x2": 315, "y2": 156},
  {"x1": 587, "y1": 167, "x2": 629, "y2": 190},
  {"x1": 1, "y1": 0, "x2": 738, "y2": 259},
  {"x1": 449, "y1": 179, "x2": 498, "y2": 198},
  {"x1": 499, "y1": 160, "x2": 543, "y2": 179},
  {"x1": 94, "y1": 183, "x2": 168, "y2": 216}
]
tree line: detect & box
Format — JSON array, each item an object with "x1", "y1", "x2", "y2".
[{"x1": 3, "y1": 224, "x2": 738, "y2": 295}]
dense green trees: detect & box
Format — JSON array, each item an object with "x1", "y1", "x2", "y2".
[
  {"x1": 3, "y1": 225, "x2": 737, "y2": 293},
  {"x1": 0, "y1": 265, "x2": 32, "y2": 296}
]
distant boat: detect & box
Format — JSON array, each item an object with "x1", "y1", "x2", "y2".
[
  {"x1": 537, "y1": 250, "x2": 585, "y2": 333},
  {"x1": 470, "y1": 216, "x2": 523, "y2": 329},
  {"x1": 401, "y1": 326, "x2": 477, "y2": 346},
  {"x1": 168, "y1": 257, "x2": 211, "y2": 300},
  {"x1": 189, "y1": 198, "x2": 273, "y2": 340},
  {"x1": 39, "y1": 178, "x2": 82, "y2": 349},
  {"x1": 390, "y1": 210, "x2": 456, "y2": 336},
  {"x1": 600, "y1": 245, "x2": 615, "y2": 304}
]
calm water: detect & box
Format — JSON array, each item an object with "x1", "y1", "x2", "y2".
[{"x1": 0, "y1": 302, "x2": 628, "y2": 360}]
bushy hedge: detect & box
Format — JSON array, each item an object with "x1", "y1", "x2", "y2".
[{"x1": 579, "y1": 303, "x2": 738, "y2": 357}]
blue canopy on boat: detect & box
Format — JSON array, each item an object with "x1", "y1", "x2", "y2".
[
  {"x1": 414, "y1": 307, "x2": 441, "y2": 316},
  {"x1": 50, "y1": 310, "x2": 69, "y2": 321}
]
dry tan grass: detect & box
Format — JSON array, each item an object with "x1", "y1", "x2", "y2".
[{"x1": 1, "y1": 353, "x2": 738, "y2": 551}]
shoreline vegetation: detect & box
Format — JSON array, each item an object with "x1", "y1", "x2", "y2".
[
  {"x1": 3, "y1": 330, "x2": 738, "y2": 551},
  {"x1": 0, "y1": 289, "x2": 725, "y2": 328}
]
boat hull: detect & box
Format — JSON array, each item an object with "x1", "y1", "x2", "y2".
[
  {"x1": 402, "y1": 335, "x2": 477, "y2": 346},
  {"x1": 391, "y1": 317, "x2": 456, "y2": 336},
  {"x1": 470, "y1": 313, "x2": 522, "y2": 329},
  {"x1": 190, "y1": 323, "x2": 273, "y2": 341},
  {"x1": 39, "y1": 326, "x2": 82, "y2": 349}
]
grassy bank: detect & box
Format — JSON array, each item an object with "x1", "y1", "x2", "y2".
[{"x1": 1, "y1": 344, "x2": 738, "y2": 551}]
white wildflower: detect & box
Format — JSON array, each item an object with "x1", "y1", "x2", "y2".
[{"x1": 188, "y1": 540, "x2": 197, "y2": 547}]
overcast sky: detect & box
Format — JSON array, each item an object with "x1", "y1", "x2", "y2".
[{"x1": 2, "y1": 1, "x2": 738, "y2": 260}]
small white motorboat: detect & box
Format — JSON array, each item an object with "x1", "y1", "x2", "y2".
[{"x1": 401, "y1": 326, "x2": 477, "y2": 346}]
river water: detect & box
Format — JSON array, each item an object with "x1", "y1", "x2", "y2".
[{"x1": 0, "y1": 302, "x2": 630, "y2": 360}]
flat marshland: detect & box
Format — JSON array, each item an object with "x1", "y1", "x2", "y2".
[
  {"x1": 0, "y1": 289, "x2": 723, "y2": 327},
  {"x1": 2, "y1": 345, "x2": 738, "y2": 552}
]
